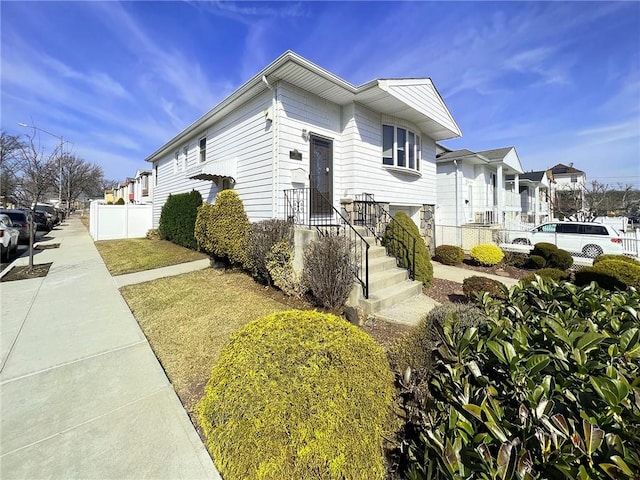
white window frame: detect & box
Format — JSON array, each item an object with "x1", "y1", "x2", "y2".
[
  {"x1": 174, "y1": 151, "x2": 179, "y2": 173},
  {"x1": 182, "y1": 146, "x2": 188, "y2": 171},
  {"x1": 381, "y1": 124, "x2": 421, "y2": 172},
  {"x1": 199, "y1": 137, "x2": 207, "y2": 163}
]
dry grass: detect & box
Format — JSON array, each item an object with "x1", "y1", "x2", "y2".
[
  {"x1": 120, "y1": 268, "x2": 313, "y2": 419},
  {"x1": 95, "y1": 238, "x2": 208, "y2": 275}
]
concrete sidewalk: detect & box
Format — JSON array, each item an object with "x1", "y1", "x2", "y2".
[
  {"x1": 114, "y1": 258, "x2": 210, "y2": 288},
  {"x1": 0, "y1": 217, "x2": 219, "y2": 479},
  {"x1": 432, "y1": 261, "x2": 520, "y2": 288}
]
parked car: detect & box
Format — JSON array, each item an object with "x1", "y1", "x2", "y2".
[
  {"x1": 508, "y1": 221, "x2": 624, "y2": 258},
  {"x1": 0, "y1": 209, "x2": 34, "y2": 244},
  {"x1": 33, "y1": 203, "x2": 57, "y2": 229},
  {"x1": 32, "y1": 210, "x2": 51, "y2": 232},
  {"x1": 0, "y1": 213, "x2": 19, "y2": 261}
]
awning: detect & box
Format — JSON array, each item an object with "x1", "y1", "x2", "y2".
[{"x1": 188, "y1": 158, "x2": 237, "y2": 182}]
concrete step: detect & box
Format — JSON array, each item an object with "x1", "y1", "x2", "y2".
[
  {"x1": 367, "y1": 268, "x2": 409, "y2": 294},
  {"x1": 366, "y1": 244, "x2": 387, "y2": 260},
  {"x1": 360, "y1": 280, "x2": 423, "y2": 314},
  {"x1": 367, "y1": 255, "x2": 399, "y2": 274}
]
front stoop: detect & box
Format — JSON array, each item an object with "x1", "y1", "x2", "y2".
[{"x1": 350, "y1": 231, "x2": 425, "y2": 315}]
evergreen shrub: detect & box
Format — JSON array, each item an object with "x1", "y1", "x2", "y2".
[
  {"x1": 575, "y1": 259, "x2": 640, "y2": 290},
  {"x1": 502, "y1": 251, "x2": 529, "y2": 269},
  {"x1": 530, "y1": 242, "x2": 573, "y2": 270},
  {"x1": 593, "y1": 254, "x2": 640, "y2": 266},
  {"x1": 194, "y1": 190, "x2": 250, "y2": 267},
  {"x1": 303, "y1": 235, "x2": 354, "y2": 309},
  {"x1": 520, "y1": 268, "x2": 570, "y2": 285},
  {"x1": 462, "y1": 275, "x2": 506, "y2": 300},
  {"x1": 197, "y1": 310, "x2": 395, "y2": 480},
  {"x1": 527, "y1": 254, "x2": 547, "y2": 269},
  {"x1": 266, "y1": 241, "x2": 304, "y2": 297},
  {"x1": 158, "y1": 190, "x2": 202, "y2": 249},
  {"x1": 249, "y1": 219, "x2": 294, "y2": 284},
  {"x1": 434, "y1": 245, "x2": 464, "y2": 265},
  {"x1": 115, "y1": 197, "x2": 125, "y2": 205},
  {"x1": 469, "y1": 243, "x2": 504, "y2": 266},
  {"x1": 382, "y1": 212, "x2": 433, "y2": 286},
  {"x1": 390, "y1": 281, "x2": 640, "y2": 479},
  {"x1": 531, "y1": 242, "x2": 557, "y2": 259}
]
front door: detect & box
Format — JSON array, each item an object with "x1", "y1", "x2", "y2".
[{"x1": 309, "y1": 135, "x2": 333, "y2": 216}]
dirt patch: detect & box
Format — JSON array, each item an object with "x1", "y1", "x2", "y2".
[
  {"x1": 458, "y1": 257, "x2": 530, "y2": 279},
  {"x1": 424, "y1": 277, "x2": 468, "y2": 304},
  {"x1": 1, "y1": 262, "x2": 52, "y2": 282}
]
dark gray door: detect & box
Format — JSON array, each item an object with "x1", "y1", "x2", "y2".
[{"x1": 309, "y1": 135, "x2": 333, "y2": 216}]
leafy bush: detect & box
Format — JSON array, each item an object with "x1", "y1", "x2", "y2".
[
  {"x1": 249, "y1": 219, "x2": 294, "y2": 284},
  {"x1": 531, "y1": 241, "x2": 557, "y2": 259},
  {"x1": 576, "y1": 259, "x2": 640, "y2": 290},
  {"x1": 469, "y1": 243, "x2": 504, "y2": 266},
  {"x1": 526, "y1": 254, "x2": 547, "y2": 269},
  {"x1": 434, "y1": 245, "x2": 464, "y2": 265},
  {"x1": 115, "y1": 197, "x2": 125, "y2": 205},
  {"x1": 158, "y1": 190, "x2": 202, "y2": 249},
  {"x1": 389, "y1": 304, "x2": 487, "y2": 380},
  {"x1": 502, "y1": 251, "x2": 529, "y2": 269},
  {"x1": 462, "y1": 275, "x2": 506, "y2": 300},
  {"x1": 391, "y1": 280, "x2": 640, "y2": 479},
  {"x1": 530, "y1": 242, "x2": 573, "y2": 270},
  {"x1": 266, "y1": 241, "x2": 304, "y2": 297},
  {"x1": 197, "y1": 310, "x2": 395, "y2": 480},
  {"x1": 145, "y1": 229, "x2": 160, "y2": 240},
  {"x1": 303, "y1": 235, "x2": 355, "y2": 310},
  {"x1": 594, "y1": 254, "x2": 640, "y2": 266},
  {"x1": 194, "y1": 190, "x2": 250, "y2": 267},
  {"x1": 574, "y1": 267, "x2": 626, "y2": 291},
  {"x1": 382, "y1": 212, "x2": 433, "y2": 286},
  {"x1": 520, "y1": 267, "x2": 570, "y2": 285}
]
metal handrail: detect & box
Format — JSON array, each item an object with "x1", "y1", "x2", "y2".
[
  {"x1": 284, "y1": 188, "x2": 370, "y2": 298},
  {"x1": 354, "y1": 193, "x2": 416, "y2": 281}
]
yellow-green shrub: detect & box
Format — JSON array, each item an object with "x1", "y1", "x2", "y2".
[
  {"x1": 593, "y1": 254, "x2": 640, "y2": 266},
  {"x1": 197, "y1": 310, "x2": 395, "y2": 480},
  {"x1": 194, "y1": 190, "x2": 250, "y2": 267},
  {"x1": 266, "y1": 241, "x2": 304, "y2": 297},
  {"x1": 469, "y1": 243, "x2": 504, "y2": 266},
  {"x1": 434, "y1": 244, "x2": 464, "y2": 265}
]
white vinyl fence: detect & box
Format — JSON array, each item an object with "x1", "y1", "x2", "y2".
[
  {"x1": 435, "y1": 224, "x2": 640, "y2": 260},
  {"x1": 89, "y1": 201, "x2": 153, "y2": 241}
]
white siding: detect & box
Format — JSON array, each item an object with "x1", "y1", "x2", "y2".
[
  {"x1": 436, "y1": 162, "x2": 457, "y2": 225},
  {"x1": 152, "y1": 90, "x2": 274, "y2": 226}
]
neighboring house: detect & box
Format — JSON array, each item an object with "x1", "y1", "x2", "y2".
[
  {"x1": 133, "y1": 169, "x2": 152, "y2": 204},
  {"x1": 146, "y1": 50, "x2": 462, "y2": 241},
  {"x1": 508, "y1": 170, "x2": 552, "y2": 225},
  {"x1": 547, "y1": 163, "x2": 587, "y2": 219},
  {"x1": 435, "y1": 145, "x2": 524, "y2": 226}
]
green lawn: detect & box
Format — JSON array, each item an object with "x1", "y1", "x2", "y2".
[{"x1": 95, "y1": 237, "x2": 208, "y2": 275}]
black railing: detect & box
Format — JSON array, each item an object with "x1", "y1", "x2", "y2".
[
  {"x1": 284, "y1": 188, "x2": 370, "y2": 298},
  {"x1": 354, "y1": 193, "x2": 416, "y2": 281}
]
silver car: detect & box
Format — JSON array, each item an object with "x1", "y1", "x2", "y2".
[{"x1": 0, "y1": 213, "x2": 19, "y2": 261}]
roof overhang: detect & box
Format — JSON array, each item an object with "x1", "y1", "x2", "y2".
[{"x1": 146, "y1": 51, "x2": 461, "y2": 162}]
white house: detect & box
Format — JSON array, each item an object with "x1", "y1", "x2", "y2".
[
  {"x1": 548, "y1": 163, "x2": 587, "y2": 219},
  {"x1": 146, "y1": 51, "x2": 461, "y2": 239},
  {"x1": 435, "y1": 145, "x2": 524, "y2": 226},
  {"x1": 508, "y1": 170, "x2": 551, "y2": 225},
  {"x1": 133, "y1": 169, "x2": 152, "y2": 204}
]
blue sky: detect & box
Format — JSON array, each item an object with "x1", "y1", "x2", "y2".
[{"x1": 2, "y1": 1, "x2": 639, "y2": 187}]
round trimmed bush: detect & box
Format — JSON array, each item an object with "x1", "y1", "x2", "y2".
[
  {"x1": 577, "y1": 259, "x2": 640, "y2": 290},
  {"x1": 462, "y1": 275, "x2": 506, "y2": 300},
  {"x1": 547, "y1": 248, "x2": 574, "y2": 270},
  {"x1": 469, "y1": 243, "x2": 504, "y2": 266},
  {"x1": 531, "y1": 242, "x2": 557, "y2": 259},
  {"x1": 574, "y1": 267, "x2": 627, "y2": 291},
  {"x1": 382, "y1": 211, "x2": 433, "y2": 286},
  {"x1": 593, "y1": 254, "x2": 640, "y2": 266},
  {"x1": 526, "y1": 254, "x2": 546, "y2": 269},
  {"x1": 197, "y1": 310, "x2": 395, "y2": 480},
  {"x1": 434, "y1": 245, "x2": 464, "y2": 265},
  {"x1": 520, "y1": 268, "x2": 570, "y2": 285},
  {"x1": 115, "y1": 197, "x2": 125, "y2": 205}
]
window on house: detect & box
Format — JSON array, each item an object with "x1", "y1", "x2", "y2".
[
  {"x1": 182, "y1": 146, "x2": 188, "y2": 171},
  {"x1": 571, "y1": 174, "x2": 577, "y2": 183},
  {"x1": 174, "y1": 151, "x2": 179, "y2": 173},
  {"x1": 199, "y1": 137, "x2": 207, "y2": 163},
  {"x1": 154, "y1": 165, "x2": 158, "y2": 186},
  {"x1": 381, "y1": 124, "x2": 421, "y2": 171}
]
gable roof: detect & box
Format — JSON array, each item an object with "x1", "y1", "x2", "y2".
[
  {"x1": 146, "y1": 51, "x2": 462, "y2": 162},
  {"x1": 549, "y1": 163, "x2": 585, "y2": 175},
  {"x1": 520, "y1": 170, "x2": 547, "y2": 182},
  {"x1": 437, "y1": 146, "x2": 523, "y2": 174}
]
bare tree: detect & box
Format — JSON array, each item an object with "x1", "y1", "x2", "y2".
[
  {"x1": 0, "y1": 131, "x2": 24, "y2": 207},
  {"x1": 555, "y1": 180, "x2": 639, "y2": 221},
  {"x1": 59, "y1": 155, "x2": 105, "y2": 210},
  {"x1": 14, "y1": 133, "x2": 60, "y2": 208}
]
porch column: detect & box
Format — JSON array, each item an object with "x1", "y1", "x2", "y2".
[
  {"x1": 496, "y1": 165, "x2": 504, "y2": 223},
  {"x1": 514, "y1": 173, "x2": 520, "y2": 220},
  {"x1": 534, "y1": 185, "x2": 540, "y2": 224}
]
